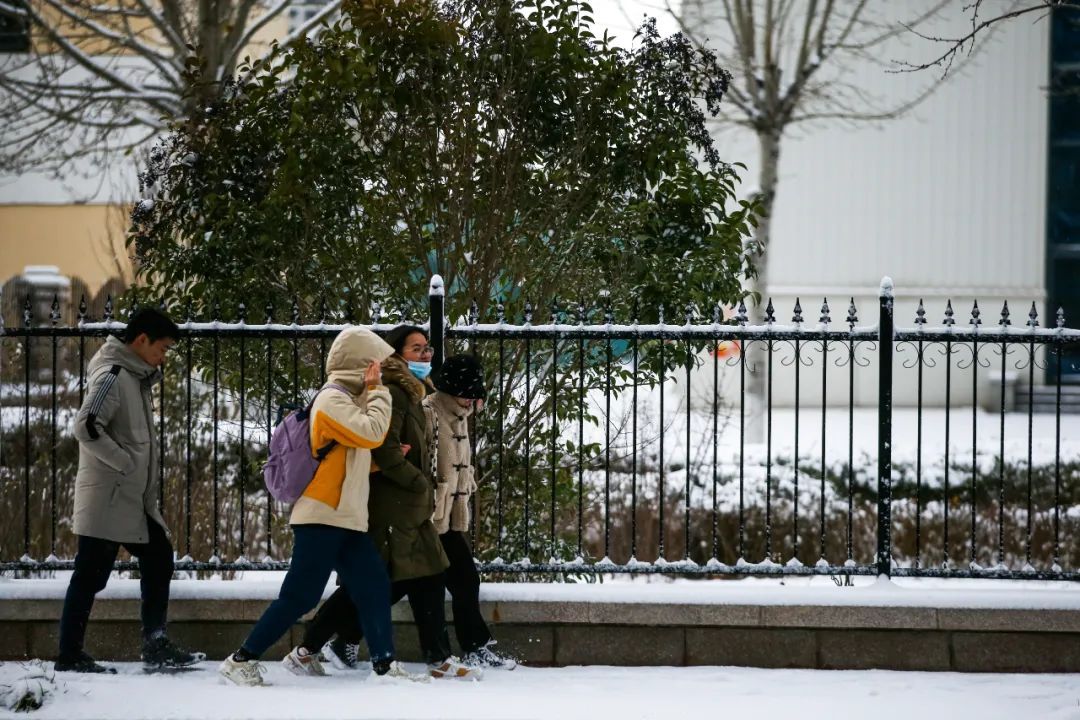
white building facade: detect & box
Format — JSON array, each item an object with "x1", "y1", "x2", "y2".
[{"x1": 683, "y1": 2, "x2": 1077, "y2": 410}]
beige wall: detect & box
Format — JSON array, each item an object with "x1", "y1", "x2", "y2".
[
  {"x1": 0, "y1": 6, "x2": 294, "y2": 298},
  {"x1": 28, "y1": 2, "x2": 288, "y2": 58},
  {"x1": 0, "y1": 204, "x2": 132, "y2": 295}
]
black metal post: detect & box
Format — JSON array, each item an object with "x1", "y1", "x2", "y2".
[
  {"x1": 497, "y1": 312, "x2": 505, "y2": 559},
  {"x1": 524, "y1": 303, "x2": 533, "y2": 560},
  {"x1": 430, "y1": 275, "x2": 445, "y2": 373},
  {"x1": 50, "y1": 296, "x2": 59, "y2": 557},
  {"x1": 550, "y1": 324, "x2": 558, "y2": 560},
  {"x1": 631, "y1": 325, "x2": 639, "y2": 560},
  {"x1": 877, "y1": 278, "x2": 894, "y2": 577},
  {"x1": 212, "y1": 327, "x2": 220, "y2": 562},
  {"x1": 239, "y1": 320, "x2": 247, "y2": 557},
  {"x1": 265, "y1": 303, "x2": 273, "y2": 560},
  {"x1": 23, "y1": 296, "x2": 31, "y2": 560},
  {"x1": 185, "y1": 330, "x2": 193, "y2": 558}
]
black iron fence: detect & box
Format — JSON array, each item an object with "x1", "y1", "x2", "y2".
[{"x1": 1, "y1": 278, "x2": 1078, "y2": 579}]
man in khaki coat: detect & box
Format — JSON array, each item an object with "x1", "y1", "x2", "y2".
[{"x1": 57, "y1": 308, "x2": 202, "y2": 673}]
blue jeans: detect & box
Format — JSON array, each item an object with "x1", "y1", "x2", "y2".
[{"x1": 242, "y1": 524, "x2": 393, "y2": 661}]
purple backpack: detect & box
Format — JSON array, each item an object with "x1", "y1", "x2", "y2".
[{"x1": 264, "y1": 383, "x2": 350, "y2": 504}]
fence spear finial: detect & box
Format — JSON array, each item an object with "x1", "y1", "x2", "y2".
[
  {"x1": 736, "y1": 299, "x2": 748, "y2": 326},
  {"x1": 820, "y1": 298, "x2": 830, "y2": 325},
  {"x1": 1028, "y1": 302, "x2": 1039, "y2": 329},
  {"x1": 78, "y1": 294, "x2": 87, "y2": 323},
  {"x1": 469, "y1": 299, "x2": 479, "y2": 326},
  {"x1": 50, "y1": 294, "x2": 60, "y2": 325},
  {"x1": 846, "y1": 297, "x2": 857, "y2": 328},
  {"x1": 1057, "y1": 306, "x2": 1065, "y2": 329},
  {"x1": 765, "y1": 298, "x2": 775, "y2": 324},
  {"x1": 103, "y1": 295, "x2": 113, "y2": 323},
  {"x1": 792, "y1": 298, "x2": 803, "y2": 324},
  {"x1": 915, "y1": 299, "x2": 926, "y2": 326},
  {"x1": 998, "y1": 300, "x2": 1010, "y2": 328},
  {"x1": 944, "y1": 299, "x2": 955, "y2": 327},
  {"x1": 970, "y1": 299, "x2": 981, "y2": 327}
]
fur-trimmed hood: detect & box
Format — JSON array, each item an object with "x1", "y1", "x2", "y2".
[{"x1": 380, "y1": 354, "x2": 433, "y2": 402}]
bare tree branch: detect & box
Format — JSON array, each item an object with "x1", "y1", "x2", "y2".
[
  {"x1": 893, "y1": 1, "x2": 1072, "y2": 75},
  {"x1": 0, "y1": 1, "x2": 319, "y2": 178}
]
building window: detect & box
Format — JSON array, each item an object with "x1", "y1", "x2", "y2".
[
  {"x1": 0, "y1": 0, "x2": 30, "y2": 53},
  {"x1": 1047, "y1": 5, "x2": 1080, "y2": 381}
]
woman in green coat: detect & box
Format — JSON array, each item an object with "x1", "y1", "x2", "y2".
[{"x1": 299, "y1": 325, "x2": 479, "y2": 680}]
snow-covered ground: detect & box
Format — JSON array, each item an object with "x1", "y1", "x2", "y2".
[
  {"x1": 1, "y1": 659, "x2": 1078, "y2": 720},
  {"x1": 5, "y1": 555, "x2": 1080, "y2": 718}
]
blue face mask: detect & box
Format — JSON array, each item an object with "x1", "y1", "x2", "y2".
[{"x1": 408, "y1": 360, "x2": 432, "y2": 381}]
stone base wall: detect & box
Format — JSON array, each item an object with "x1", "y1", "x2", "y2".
[{"x1": 3, "y1": 598, "x2": 1079, "y2": 673}]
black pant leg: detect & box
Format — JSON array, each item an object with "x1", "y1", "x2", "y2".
[
  {"x1": 301, "y1": 586, "x2": 359, "y2": 651},
  {"x1": 401, "y1": 574, "x2": 452, "y2": 665},
  {"x1": 124, "y1": 518, "x2": 175, "y2": 639},
  {"x1": 59, "y1": 535, "x2": 120, "y2": 657},
  {"x1": 319, "y1": 575, "x2": 410, "y2": 648},
  {"x1": 440, "y1": 531, "x2": 492, "y2": 653}
]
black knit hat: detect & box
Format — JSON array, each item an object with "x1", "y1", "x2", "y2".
[{"x1": 433, "y1": 354, "x2": 486, "y2": 400}]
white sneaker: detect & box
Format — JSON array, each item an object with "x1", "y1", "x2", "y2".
[
  {"x1": 429, "y1": 656, "x2": 483, "y2": 680},
  {"x1": 282, "y1": 646, "x2": 326, "y2": 677},
  {"x1": 464, "y1": 642, "x2": 518, "y2": 671},
  {"x1": 370, "y1": 660, "x2": 430, "y2": 684},
  {"x1": 218, "y1": 656, "x2": 267, "y2": 686}
]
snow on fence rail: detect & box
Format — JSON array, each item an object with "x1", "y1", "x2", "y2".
[{"x1": 1, "y1": 277, "x2": 1079, "y2": 580}]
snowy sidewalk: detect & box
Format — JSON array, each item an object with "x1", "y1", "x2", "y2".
[{"x1": 2, "y1": 660, "x2": 1078, "y2": 720}]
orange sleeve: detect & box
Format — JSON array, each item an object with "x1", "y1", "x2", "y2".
[{"x1": 316, "y1": 409, "x2": 386, "y2": 449}]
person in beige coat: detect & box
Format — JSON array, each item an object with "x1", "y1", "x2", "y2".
[
  {"x1": 57, "y1": 308, "x2": 201, "y2": 674},
  {"x1": 425, "y1": 354, "x2": 515, "y2": 669},
  {"x1": 219, "y1": 326, "x2": 407, "y2": 686}
]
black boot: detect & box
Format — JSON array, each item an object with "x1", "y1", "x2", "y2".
[
  {"x1": 141, "y1": 635, "x2": 205, "y2": 668},
  {"x1": 55, "y1": 651, "x2": 117, "y2": 674}
]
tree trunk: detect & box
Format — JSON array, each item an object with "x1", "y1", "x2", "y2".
[
  {"x1": 183, "y1": 0, "x2": 228, "y2": 122},
  {"x1": 745, "y1": 127, "x2": 780, "y2": 444}
]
